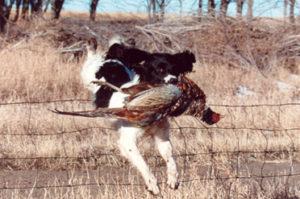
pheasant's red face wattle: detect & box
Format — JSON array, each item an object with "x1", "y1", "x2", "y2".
[{"x1": 212, "y1": 113, "x2": 221, "y2": 123}]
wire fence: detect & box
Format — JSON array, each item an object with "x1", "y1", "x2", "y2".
[
  {"x1": 2, "y1": 172, "x2": 300, "y2": 190},
  {"x1": 1, "y1": 98, "x2": 299, "y2": 107},
  {"x1": 0, "y1": 99, "x2": 300, "y2": 192}
]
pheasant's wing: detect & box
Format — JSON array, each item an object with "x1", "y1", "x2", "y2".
[
  {"x1": 122, "y1": 82, "x2": 154, "y2": 95},
  {"x1": 126, "y1": 84, "x2": 182, "y2": 111}
]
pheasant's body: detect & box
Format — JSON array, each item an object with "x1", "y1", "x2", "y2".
[{"x1": 53, "y1": 76, "x2": 220, "y2": 126}]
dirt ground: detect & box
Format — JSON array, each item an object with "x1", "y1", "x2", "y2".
[{"x1": 1, "y1": 161, "x2": 300, "y2": 198}]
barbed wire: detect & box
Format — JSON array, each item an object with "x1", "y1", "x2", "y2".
[
  {"x1": 0, "y1": 99, "x2": 299, "y2": 107},
  {"x1": 0, "y1": 126, "x2": 299, "y2": 136},
  {"x1": 1, "y1": 172, "x2": 300, "y2": 190},
  {"x1": 0, "y1": 126, "x2": 115, "y2": 136},
  {"x1": 0, "y1": 148, "x2": 299, "y2": 161},
  {"x1": 210, "y1": 102, "x2": 300, "y2": 107},
  {"x1": 1, "y1": 100, "x2": 300, "y2": 193},
  {"x1": 0, "y1": 99, "x2": 91, "y2": 106}
]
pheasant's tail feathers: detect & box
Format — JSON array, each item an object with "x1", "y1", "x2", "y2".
[
  {"x1": 50, "y1": 108, "x2": 126, "y2": 118},
  {"x1": 50, "y1": 108, "x2": 149, "y2": 125}
]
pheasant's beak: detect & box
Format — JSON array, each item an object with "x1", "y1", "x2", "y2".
[{"x1": 219, "y1": 114, "x2": 225, "y2": 119}]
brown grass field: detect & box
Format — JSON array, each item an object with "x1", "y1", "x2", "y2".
[{"x1": 0, "y1": 11, "x2": 300, "y2": 198}]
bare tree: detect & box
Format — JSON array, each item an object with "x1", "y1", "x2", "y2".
[
  {"x1": 236, "y1": 0, "x2": 245, "y2": 18},
  {"x1": 178, "y1": 0, "x2": 182, "y2": 16},
  {"x1": 283, "y1": 0, "x2": 288, "y2": 21},
  {"x1": 30, "y1": 0, "x2": 43, "y2": 15},
  {"x1": 246, "y1": 0, "x2": 253, "y2": 21},
  {"x1": 289, "y1": 0, "x2": 295, "y2": 24},
  {"x1": 44, "y1": 0, "x2": 51, "y2": 12},
  {"x1": 157, "y1": 0, "x2": 165, "y2": 21},
  {"x1": 198, "y1": 0, "x2": 202, "y2": 18},
  {"x1": 0, "y1": 0, "x2": 14, "y2": 32},
  {"x1": 208, "y1": 0, "x2": 216, "y2": 17},
  {"x1": 90, "y1": 0, "x2": 100, "y2": 21},
  {"x1": 13, "y1": 0, "x2": 21, "y2": 21},
  {"x1": 146, "y1": 0, "x2": 157, "y2": 23},
  {"x1": 151, "y1": 0, "x2": 158, "y2": 22},
  {"x1": 51, "y1": 0, "x2": 64, "y2": 19},
  {"x1": 219, "y1": 0, "x2": 231, "y2": 18},
  {"x1": 14, "y1": 0, "x2": 46, "y2": 21},
  {"x1": 21, "y1": 0, "x2": 30, "y2": 19},
  {"x1": 146, "y1": 0, "x2": 168, "y2": 23},
  {"x1": 146, "y1": 0, "x2": 151, "y2": 22}
]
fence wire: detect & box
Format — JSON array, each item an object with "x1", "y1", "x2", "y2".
[
  {"x1": 0, "y1": 99, "x2": 299, "y2": 107},
  {"x1": 0, "y1": 100, "x2": 300, "y2": 191},
  {"x1": 2, "y1": 172, "x2": 300, "y2": 190}
]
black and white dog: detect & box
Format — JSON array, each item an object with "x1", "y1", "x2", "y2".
[
  {"x1": 81, "y1": 36, "x2": 196, "y2": 108},
  {"x1": 80, "y1": 36, "x2": 196, "y2": 194}
]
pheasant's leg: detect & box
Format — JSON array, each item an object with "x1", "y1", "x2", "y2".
[{"x1": 91, "y1": 80, "x2": 123, "y2": 93}]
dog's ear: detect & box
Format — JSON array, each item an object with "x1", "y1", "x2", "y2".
[
  {"x1": 183, "y1": 51, "x2": 196, "y2": 63},
  {"x1": 106, "y1": 44, "x2": 126, "y2": 60},
  {"x1": 170, "y1": 51, "x2": 195, "y2": 75}
]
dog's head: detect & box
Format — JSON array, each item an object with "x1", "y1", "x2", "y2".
[
  {"x1": 135, "y1": 51, "x2": 196, "y2": 83},
  {"x1": 106, "y1": 43, "x2": 149, "y2": 68}
]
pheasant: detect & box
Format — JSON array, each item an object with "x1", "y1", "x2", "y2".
[{"x1": 52, "y1": 76, "x2": 222, "y2": 126}]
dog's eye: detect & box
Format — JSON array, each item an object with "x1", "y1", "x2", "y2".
[{"x1": 157, "y1": 64, "x2": 166, "y2": 73}]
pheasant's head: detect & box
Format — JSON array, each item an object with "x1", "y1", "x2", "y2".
[{"x1": 201, "y1": 107, "x2": 223, "y2": 125}]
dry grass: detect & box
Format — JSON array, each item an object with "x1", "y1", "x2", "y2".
[
  {"x1": 0, "y1": 12, "x2": 300, "y2": 198},
  {"x1": 0, "y1": 43, "x2": 83, "y2": 102}
]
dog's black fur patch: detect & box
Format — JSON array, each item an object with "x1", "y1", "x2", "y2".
[{"x1": 94, "y1": 43, "x2": 196, "y2": 108}]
